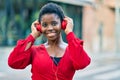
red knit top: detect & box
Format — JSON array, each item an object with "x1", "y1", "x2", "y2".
[{"x1": 8, "y1": 32, "x2": 91, "y2": 80}]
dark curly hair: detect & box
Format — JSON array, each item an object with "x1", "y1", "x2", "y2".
[{"x1": 38, "y1": 3, "x2": 65, "y2": 23}]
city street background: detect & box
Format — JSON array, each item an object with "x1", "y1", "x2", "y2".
[
  {"x1": 0, "y1": 0, "x2": 120, "y2": 80},
  {"x1": 0, "y1": 47, "x2": 120, "y2": 80}
]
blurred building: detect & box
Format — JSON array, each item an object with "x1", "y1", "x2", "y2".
[{"x1": 82, "y1": 0, "x2": 116, "y2": 53}]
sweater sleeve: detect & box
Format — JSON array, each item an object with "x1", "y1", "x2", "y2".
[
  {"x1": 66, "y1": 32, "x2": 91, "y2": 70},
  {"x1": 8, "y1": 34, "x2": 35, "y2": 69}
]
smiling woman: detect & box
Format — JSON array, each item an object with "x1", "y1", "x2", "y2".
[
  {"x1": 8, "y1": 2, "x2": 91, "y2": 80},
  {"x1": 41, "y1": 14, "x2": 61, "y2": 41}
]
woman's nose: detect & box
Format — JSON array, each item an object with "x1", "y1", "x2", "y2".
[{"x1": 47, "y1": 25, "x2": 53, "y2": 30}]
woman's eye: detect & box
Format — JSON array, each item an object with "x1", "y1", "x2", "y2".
[
  {"x1": 42, "y1": 23, "x2": 47, "y2": 27},
  {"x1": 51, "y1": 22, "x2": 58, "y2": 26}
]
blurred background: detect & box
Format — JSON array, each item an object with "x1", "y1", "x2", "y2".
[{"x1": 0, "y1": 0, "x2": 120, "y2": 80}]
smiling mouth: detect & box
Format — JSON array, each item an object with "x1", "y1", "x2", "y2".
[{"x1": 47, "y1": 32, "x2": 56, "y2": 37}]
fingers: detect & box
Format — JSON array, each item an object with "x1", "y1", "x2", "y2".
[
  {"x1": 32, "y1": 20, "x2": 40, "y2": 26},
  {"x1": 31, "y1": 20, "x2": 40, "y2": 30},
  {"x1": 63, "y1": 16, "x2": 73, "y2": 25},
  {"x1": 63, "y1": 16, "x2": 74, "y2": 34},
  {"x1": 34, "y1": 19, "x2": 39, "y2": 23}
]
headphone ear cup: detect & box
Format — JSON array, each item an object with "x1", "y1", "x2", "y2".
[
  {"x1": 61, "y1": 20, "x2": 67, "y2": 30},
  {"x1": 35, "y1": 23, "x2": 42, "y2": 33}
]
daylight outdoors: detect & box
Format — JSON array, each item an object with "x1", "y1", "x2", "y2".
[{"x1": 0, "y1": 0, "x2": 120, "y2": 80}]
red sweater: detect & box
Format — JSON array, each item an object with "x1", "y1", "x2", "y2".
[{"x1": 8, "y1": 32, "x2": 91, "y2": 80}]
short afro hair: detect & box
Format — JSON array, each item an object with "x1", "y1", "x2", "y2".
[{"x1": 38, "y1": 3, "x2": 65, "y2": 23}]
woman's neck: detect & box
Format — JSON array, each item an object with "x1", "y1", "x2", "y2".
[{"x1": 44, "y1": 34, "x2": 67, "y2": 58}]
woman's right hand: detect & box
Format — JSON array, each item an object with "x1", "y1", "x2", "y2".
[{"x1": 30, "y1": 20, "x2": 41, "y2": 39}]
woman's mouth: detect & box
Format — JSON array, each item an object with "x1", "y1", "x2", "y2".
[{"x1": 47, "y1": 32, "x2": 56, "y2": 37}]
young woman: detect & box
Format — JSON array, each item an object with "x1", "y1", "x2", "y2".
[{"x1": 8, "y1": 2, "x2": 91, "y2": 80}]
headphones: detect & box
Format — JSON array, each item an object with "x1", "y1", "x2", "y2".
[{"x1": 35, "y1": 20, "x2": 67, "y2": 33}]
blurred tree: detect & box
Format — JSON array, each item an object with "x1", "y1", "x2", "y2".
[{"x1": 3, "y1": 0, "x2": 14, "y2": 45}]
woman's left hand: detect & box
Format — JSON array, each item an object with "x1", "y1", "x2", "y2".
[{"x1": 64, "y1": 16, "x2": 74, "y2": 35}]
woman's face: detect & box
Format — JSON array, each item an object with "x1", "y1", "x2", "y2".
[{"x1": 41, "y1": 13, "x2": 61, "y2": 41}]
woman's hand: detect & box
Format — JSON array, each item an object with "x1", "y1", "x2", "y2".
[
  {"x1": 64, "y1": 16, "x2": 74, "y2": 35},
  {"x1": 30, "y1": 20, "x2": 41, "y2": 39}
]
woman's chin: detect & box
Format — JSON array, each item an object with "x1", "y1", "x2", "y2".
[{"x1": 47, "y1": 36, "x2": 57, "y2": 41}]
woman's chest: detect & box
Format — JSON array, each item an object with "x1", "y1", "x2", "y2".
[{"x1": 31, "y1": 51, "x2": 75, "y2": 75}]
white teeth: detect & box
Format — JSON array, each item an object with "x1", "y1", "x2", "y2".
[{"x1": 47, "y1": 33, "x2": 55, "y2": 36}]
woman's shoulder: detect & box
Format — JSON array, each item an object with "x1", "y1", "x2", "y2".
[
  {"x1": 62, "y1": 42, "x2": 68, "y2": 48},
  {"x1": 60, "y1": 42, "x2": 68, "y2": 51},
  {"x1": 31, "y1": 44, "x2": 45, "y2": 50}
]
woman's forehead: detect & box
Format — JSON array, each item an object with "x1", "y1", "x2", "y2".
[{"x1": 41, "y1": 13, "x2": 60, "y2": 21}]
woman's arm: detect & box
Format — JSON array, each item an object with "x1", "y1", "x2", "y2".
[
  {"x1": 8, "y1": 34, "x2": 35, "y2": 69},
  {"x1": 64, "y1": 17, "x2": 91, "y2": 70},
  {"x1": 8, "y1": 20, "x2": 41, "y2": 69},
  {"x1": 67, "y1": 32, "x2": 91, "y2": 70}
]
